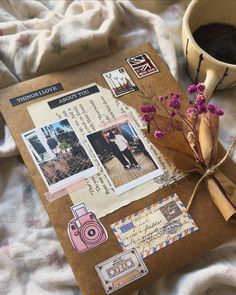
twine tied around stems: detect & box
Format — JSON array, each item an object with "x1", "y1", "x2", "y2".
[{"x1": 187, "y1": 138, "x2": 236, "y2": 211}]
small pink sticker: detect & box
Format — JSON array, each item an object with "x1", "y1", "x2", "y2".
[{"x1": 67, "y1": 202, "x2": 108, "y2": 252}]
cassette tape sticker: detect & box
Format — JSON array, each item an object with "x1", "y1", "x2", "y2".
[
  {"x1": 67, "y1": 202, "x2": 108, "y2": 253},
  {"x1": 126, "y1": 53, "x2": 160, "y2": 78},
  {"x1": 95, "y1": 248, "x2": 148, "y2": 294},
  {"x1": 102, "y1": 67, "x2": 138, "y2": 97}
]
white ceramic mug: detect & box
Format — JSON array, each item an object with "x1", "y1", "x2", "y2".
[{"x1": 182, "y1": 0, "x2": 236, "y2": 99}]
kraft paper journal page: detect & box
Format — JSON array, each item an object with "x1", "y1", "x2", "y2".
[{"x1": 27, "y1": 83, "x2": 184, "y2": 217}]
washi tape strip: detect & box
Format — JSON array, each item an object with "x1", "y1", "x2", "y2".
[{"x1": 44, "y1": 177, "x2": 87, "y2": 202}]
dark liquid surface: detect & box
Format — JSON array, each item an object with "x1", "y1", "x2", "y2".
[{"x1": 193, "y1": 23, "x2": 236, "y2": 65}]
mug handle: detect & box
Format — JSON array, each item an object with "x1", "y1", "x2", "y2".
[{"x1": 204, "y1": 69, "x2": 219, "y2": 101}]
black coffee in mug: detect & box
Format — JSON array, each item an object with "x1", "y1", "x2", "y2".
[{"x1": 193, "y1": 23, "x2": 236, "y2": 65}]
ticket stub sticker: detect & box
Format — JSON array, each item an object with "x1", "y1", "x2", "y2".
[
  {"x1": 102, "y1": 67, "x2": 138, "y2": 97},
  {"x1": 110, "y1": 194, "x2": 198, "y2": 258},
  {"x1": 126, "y1": 53, "x2": 160, "y2": 78},
  {"x1": 95, "y1": 248, "x2": 148, "y2": 294}
]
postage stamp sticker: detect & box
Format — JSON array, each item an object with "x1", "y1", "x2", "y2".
[
  {"x1": 110, "y1": 193, "x2": 198, "y2": 258},
  {"x1": 102, "y1": 67, "x2": 138, "y2": 97},
  {"x1": 126, "y1": 53, "x2": 160, "y2": 78}
]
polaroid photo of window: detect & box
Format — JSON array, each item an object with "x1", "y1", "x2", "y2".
[
  {"x1": 22, "y1": 118, "x2": 98, "y2": 192},
  {"x1": 86, "y1": 120, "x2": 164, "y2": 195}
]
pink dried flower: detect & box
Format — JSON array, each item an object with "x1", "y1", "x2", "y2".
[
  {"x1": 196, "y1": 83, "x2": 206, "y2": 92},
  {"x1": 187, "y1": 84, "x2": 197, "y2": 94},
  {"x1": 154, "y1": 130, "x2": 165, "y2": 138},
  {"x1": 174, "y1": 93, "x2": 181, "y2": 99},
  {"x1": 195, "y1": 94, "x2": 206, "y2": 106},
  {"x1": 169, "y1": 97, "x2": 181, "y2": 110},
  {"x1": 197, "y1": 104, "x2": 207, "y2": 114},
  {"x1": 207, "y1": 103, "x2": 216, "y2": 113},
  {"x1": 147, "y1": 105, "x2": 156, "y2": 113},
  {"x1": 142, "y1": 113, "x2": 153, "y2": 123},
  {"x1": 140, "y1": 104, "x2": 148, "y2": 113},
  {"x1": 214, "y1": 107, "x2": 224, "y2": 116},
  {"x1": 186, "y1": 107, "x2": 198, "y2": 118}
]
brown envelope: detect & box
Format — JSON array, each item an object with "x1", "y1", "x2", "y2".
[{"x1": 0, "y1": 43, "x2": 236, "y2": 295}]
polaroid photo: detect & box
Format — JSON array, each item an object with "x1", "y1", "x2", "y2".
[
  {"x1": 86, "y1": 120, "x2": 164, "y2": 195},
  {"x1": 102, "y1": 67, "x2": 138, "y2": 97},
  {"x1": 22, "y1": 118, "x2": 98, "y2": 192},
  {"x1": 126, "y1": 53, "x2": 160, "y2": 78}
]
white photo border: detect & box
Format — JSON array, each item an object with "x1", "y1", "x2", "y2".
[
  {"x1": 21, "y1": 117, "x2": 98, "y2": 192},
  {"x1": 85, "y1": 119, "x2": 164, "y2": 195}
]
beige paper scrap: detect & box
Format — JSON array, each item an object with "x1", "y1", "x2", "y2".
[{"x1": 27, "y1": 84, "x2": 184, "y2": 217}]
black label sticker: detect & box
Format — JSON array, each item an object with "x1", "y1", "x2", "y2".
[
  {"x1": 10, "y1": 83, "x2": 64, "y2": 106},
  {"x1": 48, "y1": 85, "x2": 100, "y2": 109}
]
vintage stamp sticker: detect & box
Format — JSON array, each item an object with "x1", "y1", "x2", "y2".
[
  {"x1": 95, "y1": 248, "x2": 148, "y2": 294},
  {"x1": 110, "y1": 194, "x2": 198, "y2": 258},
  {"x1": 67, "y1": 202, "x2": 108, "y2": 252},
  {"x1": 126, "y1": 53, "x2": 160, "y2": 78},
  {"x1": 102, "y1": 67, "x2": 138, "y2": 97}
]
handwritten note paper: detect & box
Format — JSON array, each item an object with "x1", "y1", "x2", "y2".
[
  {"x1": 28, "y1": 84, "x2": 184, "y2": 217},
  {"x1": 110, "y1": 194, "x2": 198, "y2": 258}
]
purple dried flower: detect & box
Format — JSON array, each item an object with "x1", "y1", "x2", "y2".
[
  {"x1": 187, "y1": 84, "x2": 197, "y2": 94},
  {"x1": 214, "y1": 107, "x2": 224, "y2": 116},
  {"x1": 174, "y1": 93, "x2": 181, "y2": 99},
  {"x1": 142, "y1": 113, "x2": 153, "y2": 123},
  {"x1": 195, "y1": 94, "x2": 206, "y2": 106},
  {"x1": 171, "y1": 111, "x2": 176, "y2": 117},
  {"x1": 186, "y1": 107, "x2": 198, "y2": 118},
  {"x1": 196, "y1": 83, "x2": 206, "y2": 92},
  {"x1": 159, "y1": 96, "x2": 164, "y2": 102},
  {"x1": 140, "y1": 104, "x2": 148, "y2": 113},
  {"x1": 154, "y1": 130, "x2": 165, "y2": 138},
  {"x1": 147, "y1": 105, "x2": 156, "y2": 113},
  {"x1": 207, "y1": 103, "x2": 216, "y2": 113},
  {"x1": 197, "y1": 104, "x2": 207, "y2": 114},
  {"x1": 169, "y1": 98, "x2": 181, "y2": 110}
]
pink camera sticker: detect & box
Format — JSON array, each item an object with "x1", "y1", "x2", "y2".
[{"x1": 67, "y1": 202, "x2": 108, "y2": 252}]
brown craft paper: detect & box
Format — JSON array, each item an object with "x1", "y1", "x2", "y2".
[
  {"x1": 142, "y1": 110, "x2": 236, "y2": 222},
  {"x1": 0, "y1": 44, "x2": 236, "y2": 295}
]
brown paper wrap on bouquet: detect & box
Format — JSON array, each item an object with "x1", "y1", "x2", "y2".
[{"x1": 143, "y1": 112, "x2": 236, "y2": 222}]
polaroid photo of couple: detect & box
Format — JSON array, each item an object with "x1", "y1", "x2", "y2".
[
  {"x1": 22, "y1": 118, "x2": 98, "y2": 192},
  {"x1": 86, "y1": 120, "x2": 164, "y2": 195}
]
